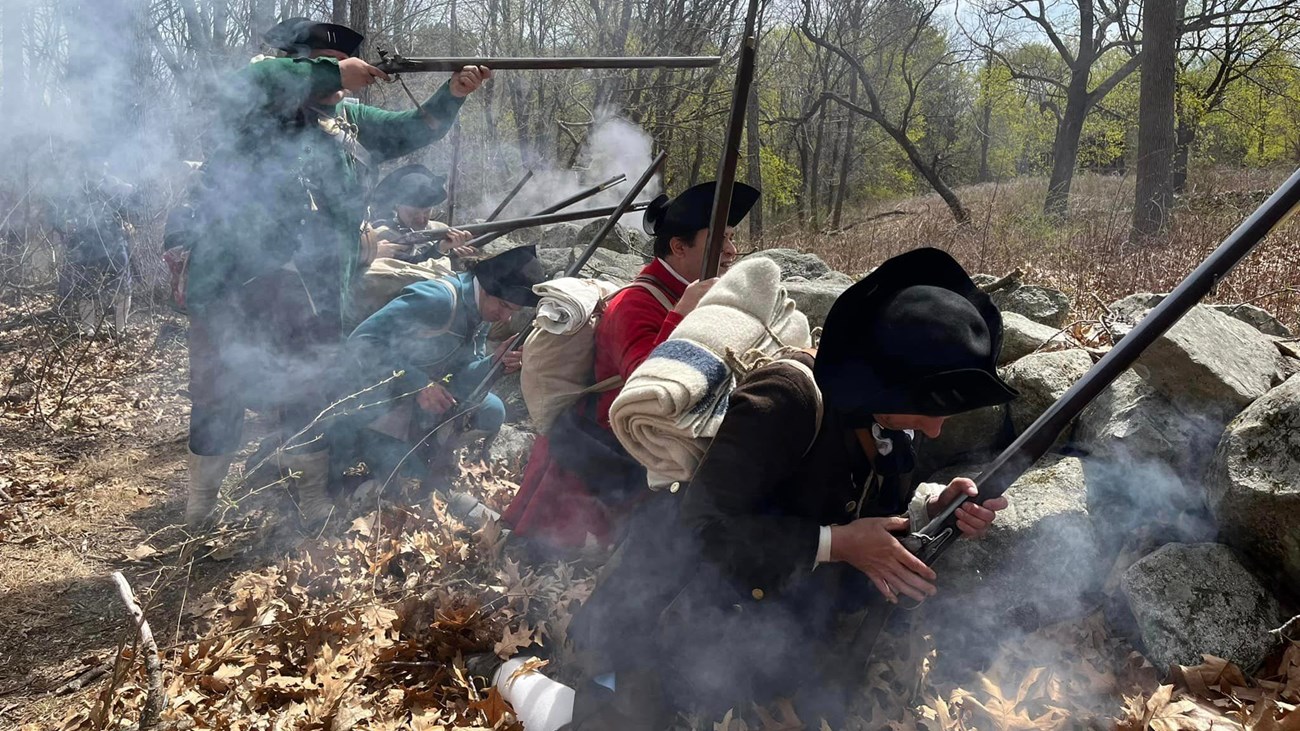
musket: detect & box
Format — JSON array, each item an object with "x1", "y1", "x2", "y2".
[
  {"x1": 455, "y1": 151, "x2": 667, "y2": 411},
  {"x1": 485, "y1": 170, "x2": 535, "y2": 222},
  {"x1": 375, "y1": 51, "x2": 721, "y2": 74},
  {"x1": 848, "y1": 166, "x2": 1300, "y2": 666},
  {"x1": 700, "y1": 0, "x2": 760, "y2": 279},
  {"x1": 464, "y1": 173, "x2": 628, "y2": 249},
  {"x1": 389, "y1": 200, "x2": 650, "y2": 248}
]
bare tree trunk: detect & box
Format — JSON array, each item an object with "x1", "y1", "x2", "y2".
[
  {"x1": 745, "y1": 72, "x2": 763, "y2": 237},
  {"x1": 1172, "y1": 117, "x2": 1196, "y2": 194},
  {"x1": 832, "y1": 75, "x2": 858, "y2": 229},
  {"x1": 1131, "y1": 0, "x2": 1180, "y2": 243},
  {"x1": 976, "y1": 51, "x2": 994, "y2": 183},
  {"x1": 1, "y1": 0, "x2": 26, "y2": 118},
  {"x1": 211, "y1": 0, "x2": 229, "y2": 51},
  {"x1": 349, "y1": 0, "x2": 370, "y2": 102},
  {"x1": 250, "y1": 0, "x2": 275, "y2": 47},
  {"x1": 795, "y1": 125, "x2": 809, "y2": 225},
  {"x1": 1043, "y1": 69, "x2": 1091, "y2": 219},
  {"x1": 689, "y1": 129, "x2": 706, "y2": 187},
  {"x1": 809, "y1": 92, "x2": 828, "y2": 229},
  {"x1": 332, "y1": 0, "x2": 347, "y2": 25}
]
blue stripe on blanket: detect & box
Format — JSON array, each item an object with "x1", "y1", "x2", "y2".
[{"x1": 649, "y1": 339, "x2": 730, "y2": 407}]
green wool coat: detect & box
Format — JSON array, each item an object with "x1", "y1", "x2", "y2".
[{"x1": 186, "y1": 56, "x2": 464, "y2": 327}]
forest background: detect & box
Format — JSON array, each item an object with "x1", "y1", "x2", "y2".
[{"x1": 2, "y1": 0, "x2": 1300, "y2": 313}]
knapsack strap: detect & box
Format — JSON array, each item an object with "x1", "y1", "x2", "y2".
[
  {"x1": 629, "y1": 274, "x2": 679, "y2": 311},
  {"x1": 775, "y1": 357, "x2": 823, "y2": 457}
]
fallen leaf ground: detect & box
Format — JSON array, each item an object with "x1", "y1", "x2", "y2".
[{"x1": 1, "y1": 300, "x2": 1296, "y2": 730}]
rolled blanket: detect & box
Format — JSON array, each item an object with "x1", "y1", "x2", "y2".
[
  {"x1": 609, "y1": 257, "x2": 811, "y2": 484},
  {"x1": 532, "y1": 277, "x2": 622, "y2": 335}
]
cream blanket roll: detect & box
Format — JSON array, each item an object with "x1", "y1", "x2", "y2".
[
  {"x1": 532, "y1": 277, "x2": 623, "y2": 335},
  {"x1": 609, "y1": 257, "x2": 811, "y2": 484}
]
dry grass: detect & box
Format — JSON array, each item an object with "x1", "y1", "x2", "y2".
[{"x1": 779, "y1": 167, "x2": 1300, "y2": 330}]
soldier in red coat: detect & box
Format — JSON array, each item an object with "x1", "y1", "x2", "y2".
[{"x1": 502, "y1": 182, "x2": 761, "y2": 557}]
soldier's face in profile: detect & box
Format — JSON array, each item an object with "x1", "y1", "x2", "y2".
[
  {"x1": 874, "y1": 413, "x2": 947, "y2": 439},
  {"x1": 478, "y1": 292, "x2": 523, "y2": 323},
  {"x1": 396, "y1": 205, "x2": 433, "y2": 230}
]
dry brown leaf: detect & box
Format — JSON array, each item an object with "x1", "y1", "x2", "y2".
[{"x1": 468, "y1": 686, "x2": 513, "y2": 726}]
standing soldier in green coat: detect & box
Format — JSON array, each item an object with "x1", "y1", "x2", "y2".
[{"x1": 183, "y1": 17, "x2": 491, "y2": 529}]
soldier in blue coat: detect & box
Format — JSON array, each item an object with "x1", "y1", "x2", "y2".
[{"x1": 340, "y1": 245, "x2": 545, "y2": 493}]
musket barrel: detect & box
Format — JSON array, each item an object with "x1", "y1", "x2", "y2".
[
  {"x1": 404, "y1": 201, "x2": 650, "y2": 245},
  {"x1": 375, "y1": 55, "x2": 722, "y2": 73},
  {"x1": 919, "y1": 164, "x2": 1300, "y2": 554}
]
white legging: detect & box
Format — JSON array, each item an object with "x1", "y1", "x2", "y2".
[{"x1": 493, "y1": 656, "x2": 576, "y2": 731}]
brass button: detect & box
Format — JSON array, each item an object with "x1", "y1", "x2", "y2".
[
  {"x1": 751, "y1": 588, "x2": 765, "y2": 600},
  {"x1": 845, "y1": 500, "x2": 857, "y2": 513},
  {"x1": 669, "y1": 482, "x2": 681, "y2": 494}
]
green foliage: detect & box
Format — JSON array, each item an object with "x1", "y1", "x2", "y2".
[{"x1": 758, "y1": 146, "x2": 801, "y2": 207}]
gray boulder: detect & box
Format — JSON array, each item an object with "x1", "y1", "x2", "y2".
[
  {"x1": 1205, "y1": 374, "x2": 1300, "y2": 589},
  {"x1": 992, "y1": 285, "x2": 1071, "y2": 328},
  {"x1": 1135, "y1": 304, "x2": 1283, "y2": 420},
  {"x1": 1213, "y1": 303, "x2": 1292, "y2": 338},
  {"x1": 785, "y1": 280, "x2": 848, "y2": 330},
  {"x1": 575, "y1": 218, "x2": 634, "y2": 254},
  {"x1": 928, "y1": 456, "x2": 1103, "y2": 635},
  {"x1": 488, "y1": 424, "x2": 536, "y2": 471},
  {"x1": 1001, "y1": 349, "x2": 1093, "y2": 437},
  {"x1": 1112, "y1": 293, "x2": 1292, "y2": 339},
  {"x1": 1121, "y1": 543, "x2": 1283, "y2": 672},
  {"x1": 750, "y1": 248, "x2": 832, "y2": 280},
  {"x1": 538, "y1": 247, "x2": 645, "y2": 283},
  {"x1": 526, "y1": 222, "x2": 585, "y2": 250},
  {"x1": 913, "y1": 403, "x2": 1010, "y2": 479},
  {"x1": 971, "y1": 273, "x2": 999, "y2": 288},
  {"x1": 1076, "y1": 370, "x2": 1222, "y2": 478},
  {"x1": 478, "y1": 235, "x2": 528, "y2": 258},
  {"x1": 818, "y1": 270, "x2": 855, "y2": 286},
  {"x1": 1109, "y1": 292, "x2": 1164, "y2": 328},
  {"x1": 999, "y1": 312, "x2": 1071, "y2": 365}
]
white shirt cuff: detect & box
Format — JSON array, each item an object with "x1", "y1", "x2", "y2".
[
  {"x1": 909, "y1": 481, "x2": 946, "y2": 533},
  {"x1": 814, "y1": 525, "x2": 833, "y2": 566}
]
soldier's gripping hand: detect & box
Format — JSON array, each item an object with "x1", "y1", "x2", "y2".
[
  {"x1": 926, "y1": 477, "x2": 1007, "y2": 539},
  {"x1": 450, "y1": 66, "x2": 492, "y2": 97},
  {"x1": 339, "y1": 57, "x2": 391, "y2": 91},
  {"x1": 438, "y1": 228, "x2": 477, "y2": 258},
  {"x1": 417, "y1": 383, "x2": 456, "y2": 415},
  {"x1": 830, "y1": 517, "x2": 937, "y2": 605}
]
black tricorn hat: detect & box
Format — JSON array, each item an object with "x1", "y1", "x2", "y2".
[
  {"x1": 264, "y1": 17, "x2": 364, "y2": 57},
  {"x1": 372, "y1": 164, "x2": 447, "y2": 209},
  {"x1": 814, "y1": 247, "x2": 1018, "y2": 423},
  {"x1": 472, "y1": 246, "x2": 545, "y2": 308},
  {"x1": 643, "y1": 181, "x2": 760, "y2": 238}
]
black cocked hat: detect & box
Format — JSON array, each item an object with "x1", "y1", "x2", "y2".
[
  {"x1": 264, "y1": 17, "x2": 364, "y2": 57},
  {"x1": 372, "y1": 164, "x2": 447, "y2": 210},
  {"x1": 814, "y1": 247, "x2": 1018, "y2": 423},
  {"x1": 473, "y1": 246, "x2": 545, "y2": 308},
  {"x1": 642, "y1": 181, "x2": 760, "y2": 238}
]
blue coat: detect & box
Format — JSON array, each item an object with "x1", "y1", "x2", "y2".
[{"x1": 348, "y1": 272, "x2": 493, "y2": 406}]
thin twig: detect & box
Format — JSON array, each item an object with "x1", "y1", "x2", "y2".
[{"x1": 110, "y1": 571, "x2": 164, "y2": 730}]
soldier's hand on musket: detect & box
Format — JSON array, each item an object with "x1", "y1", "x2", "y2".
[
  {"x1": 927, "y1": 477, "x2": 1007, "y2": 539},
  {"x1": 673, "y1": 277, "x2": 718, "y2": 317},
  {"x1": 493, "y1": 340, "x2": 523, "y2": 374},
  {"x1": 830, "y1": 517, "x2": 938, "y2": 604},
  {"x1": 417, "y1": 383, "x2": 457, "y2": 415},
  {"x1": 450, "y1": 66, "x2": 492, "y2": 97},
  {"x1": 438, "y1": 228, "x2": 476, "y2": 258},
  {"x1": 339, "y1": 57, "x2": 391, "y2": 91}
]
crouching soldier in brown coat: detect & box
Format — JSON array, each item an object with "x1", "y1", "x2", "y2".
[{"x1": 472, "y1": 248, "x2": 1020, "y2": 730}]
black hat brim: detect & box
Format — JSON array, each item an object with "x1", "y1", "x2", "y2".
[
  {"x1": 814, "y1": 247, "x2": 1017, "y2": 419},
  {"x1": 643, "y1": 181, "x2": 761, "y2": 237},
  {"x1": 264, "y1": 18, "x2": 364, "y2": 56},
  {"x1": 372, "y1": 164, "x2": 445, "y2": 209},
  {"x1": 474, "y1": 245, "x2": 545, "y2": 308}
]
